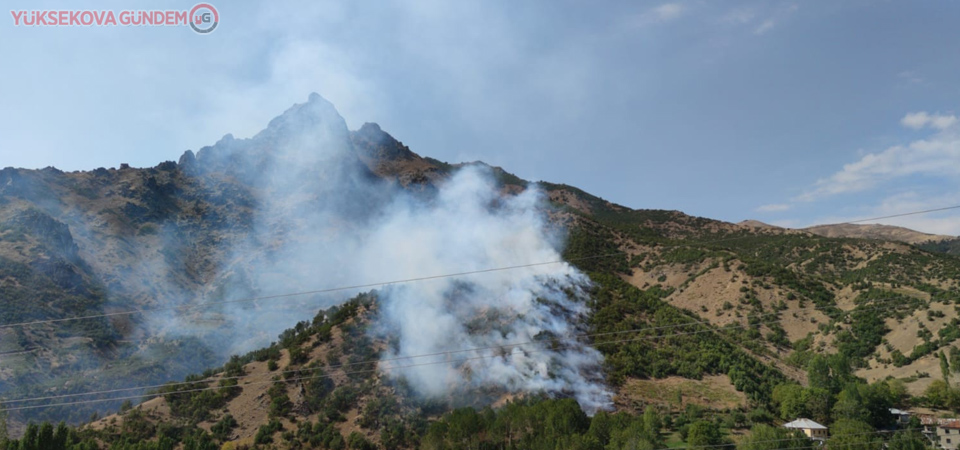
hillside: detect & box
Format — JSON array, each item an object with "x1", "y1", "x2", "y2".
[
  {"x1": 804, "y1": 223, "x2": 955, "y2": 245},
  {"x1": 919, "y1": 237, "x2": 960, "y2": 257},
  {"x1": 3, "y1": 94, "x2": 960, "y2": 449}
]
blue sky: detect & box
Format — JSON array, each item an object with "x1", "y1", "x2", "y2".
[{"x1": 2, "y1": 0, "x2": 959, "y2": 235}]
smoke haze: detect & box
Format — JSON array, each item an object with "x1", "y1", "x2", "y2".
[{"x1": 168, "y1": 93, "x2": 612, "y2": 411}]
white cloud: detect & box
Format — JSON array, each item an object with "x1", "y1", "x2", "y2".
[
  {"x1": 901, "y1": 111, "x2": 957, "y2": 130},
  {"x1": 651, "y1": 3, "x2": 685, "y2": 22},
  {"x1": 628, "y1": 2, "x2": 685, "y2": 27},
  {"x1": 754, "y1": 19, "x2": 776, "y2": 35},
  {"x1": 897, "y1": 71, "x2": 924, "y2": 85},
  {"x1": 756, "y1": 203, "x2": 791, "y2": 212},
  {"x1": 796, "y1": 117, "x2": 960, "y2": 202},
  {"x1": 722, "y1": 3, "x2": 796, "y2": 36},
  {"x1": 720, "y1": 8, "x2": 756, "y2": 25}
]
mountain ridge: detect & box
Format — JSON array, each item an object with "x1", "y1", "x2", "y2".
[{"x1": 803, "y1": 223, "x2": 955, "y2": 245}]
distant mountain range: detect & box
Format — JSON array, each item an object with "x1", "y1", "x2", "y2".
[
  {"x1": 803, "y1": 223, "x2": 955, "y2": 245},
  {"x1": 738, "y1": 220, "x2": 959, "y2": 255}
]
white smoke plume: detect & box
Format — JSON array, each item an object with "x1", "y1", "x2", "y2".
[
  {"x1": 360, "y1": 167, "x2": 612, "y2": 412},
  {"x1": 145, "y1": 93, "x2": 612, "y2": 413}
]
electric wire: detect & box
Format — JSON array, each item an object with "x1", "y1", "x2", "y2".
[
  {"x1": 3, "y1": 202, "x2": 957, "y2": 330},
  {"x1": 0, "y1": 295, "x2": 935, "y2": 411}
]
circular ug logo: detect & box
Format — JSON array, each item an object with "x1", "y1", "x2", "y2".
[{"x1": 189, "y1": 3, "x2": 218, "y2": 34}]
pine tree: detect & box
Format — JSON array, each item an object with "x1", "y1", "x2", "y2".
[
  {"x1": 941, "y1": 351, "x2": 951, "y2": 385},
  {"x1": 0, "y1": 409, "x2": 8, "y2": 448},
  {"x1": 950, "y1": 346, "x2": 960, "y2": 373}
]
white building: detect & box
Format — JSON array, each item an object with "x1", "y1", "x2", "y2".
[
  {"x1": 784, "y1": 418, "x2": 828, "y2": 441},
  {"x1": 922, "y1": 417, "x2": 960, "y2": 450}
]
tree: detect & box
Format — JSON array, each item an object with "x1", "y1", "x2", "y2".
[
  {"x1": 53, "y1": 422, "x2": 70, "y2": 449},
  {"x1": 607, "y1": 416, "x2": 659, "y2": 450},
  {"x1": 36, "y1": 422, "x2": 54, "y2": 450},
  {"x1": 546, "y1": 399, "x2": 589, "y2": 438},
  {"x1": 587, "y1": 411, "x2": 614, "y2": 447},
  {"x1": 772, "y1": 384, "x2": 807, "y2": 420},
  {"x1": 950, "y1": 346, "x2": 960, "y2": 373},
  {"x1": 804, "y1": 388, "x2": 833, "y2": 425},
  {"x1": 643, "y1": 406, "x2": 662, "y2": 441},
  {"x1": 833, "y1": 383, "x2": 894, "y2": 429},
  {"x1": 860, "y1": 382, "x2": 895, "y2": 429},
  {"x1": 887, "y1": 430, "x2": 928, "y2": 450},
  {"x1": 833, "y1": 385, "x2": 867, "y2": 422},
  {"x1": 926, "y1": 379, "x2": 953, "y2": 408},
  {"x1": 183, "y1": 430, "x2": 218, "y2": 450},
  {"x1": 807, "y1": 355, "x2": 833, "y2": 392},
  {"x1": 444, "y1": 408, "x2": 483, "y2": 450},
  {"x1": 737, "y1": 425, "x2": 808, "y2": 450},
  {"x1": 0, "y1": 409, "x2": 8, "y2": 448},
  {"x1": 830, "y1": 419, "x2": 883, "y2": 450},
  {"x1": 347, "y1": 431, "x2": 376, "y2": 450},
  {"x1": 887, "y1": 378, "x2": 909, "y2": 407},
  {"x1": 941, "y1": 351, "x2": 951, "y2": 385},
  {"x1": 687, "y1": 420, "x2": 724, "y2": 447}
]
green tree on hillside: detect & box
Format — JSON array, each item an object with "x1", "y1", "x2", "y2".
[
  {"x1": 0, "y1": 409, "x2": 8, "y2": 448},
  {"x1": 950, "y1": 347, "x2": 960, "y2": 373},
  {"x1": 737, "y1": 425, "x2": 808, "y2": 450},
  {"x1": 832, "y1": 383, "x2": 895, "y2": 429},
  {"x1": 643, "y1": 406, "x2": 662, "y2": 441},
  {"x1": 807, "y1": 354, "x2": 854, "y2": 394},
  {"x1": 687, "y1": 420, "x2": 725, "y2": 447},
  {"x1": 772, "y1": 383, "x2": 833, "y2": 424},
  {"x1": 941, "y1": 351, "x2": 951, "y2": 385},
  {"x1": 830, "y1": 419, "x2": 883, "y2": 450},
  {"x1": 887, "y1": 430, "x2": 929, "y2": 450}
]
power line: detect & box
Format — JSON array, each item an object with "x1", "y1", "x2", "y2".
[
  {"x1": 3, "y1": 203, "x2": 955, "y2": 332},
  {"x1": 0, "y1": 296, "x2": 930, "y2": 411},
  {"x1": 0, "y1": 297, "x2": 914, "y2": 405},
  {"x1": 0, "y1": 253, "x2": 621, "y2": 330},
  {"x1": 2, "y1": 326, "x2": 800, "y2": 413},
  {"x1": 655, "y1": 428, "x2": 899, "y2": 450},
  {"x1": 1, "y1": 203, "x2": 955, "y2": 410},
  {"x1": 846, "y1": 205, "x2": 960, "y2": 224}
]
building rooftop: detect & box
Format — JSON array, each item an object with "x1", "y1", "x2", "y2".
[
  {"x1": 920, "y1": 417, "x2": 960, "y2": 427},
  {"x1": 784, "y1": 419, "x2": 828, "y2": 430}
]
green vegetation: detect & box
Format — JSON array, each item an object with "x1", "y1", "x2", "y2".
[
  {"x1": 736, "y1": 424, "x2": 808, "y2": 450},
  {"x1": 587, "y1": 273, "x2": 784, "y2": 403},
  {"x1": 920, "y1": 237, "x2": 960, "y2": 257},
  {"x1": 421, "y1": 398, "x2": 662, "y2": 450}
]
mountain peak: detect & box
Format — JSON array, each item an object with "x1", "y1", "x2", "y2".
[
  {"x1": 246, "y1": 93, "x2": 353, "y2": 159},
  {"x1": 358, "y1": 122, "x2": 382, "y2": 133},
  {"x1": 351, "y1": 122, "x2": 417, "y2": 162},
  {"x1": 738, "y1": 219, "x2": 780, "y2": 230},
  {"x1": 190, "y1": 94, "x2": 355, "y2": 177}
]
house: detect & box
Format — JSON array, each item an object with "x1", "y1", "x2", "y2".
[
  {"x1": 890, "y1": 408, "x2": 911, "y2": 427},
  {"x1": 920, "y1": 416, "x2": 960, "y2": 450},
  {"x1": 784, "y1": 418, "x2": 828, "y2": 441}
]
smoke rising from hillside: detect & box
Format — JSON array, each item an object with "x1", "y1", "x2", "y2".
[
  {"x1": 364, "y1": 169, "x2": 612, "y2": 412},
  {"x1": 147, "y1": 93, "x2": 612, "y2": 412}
]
